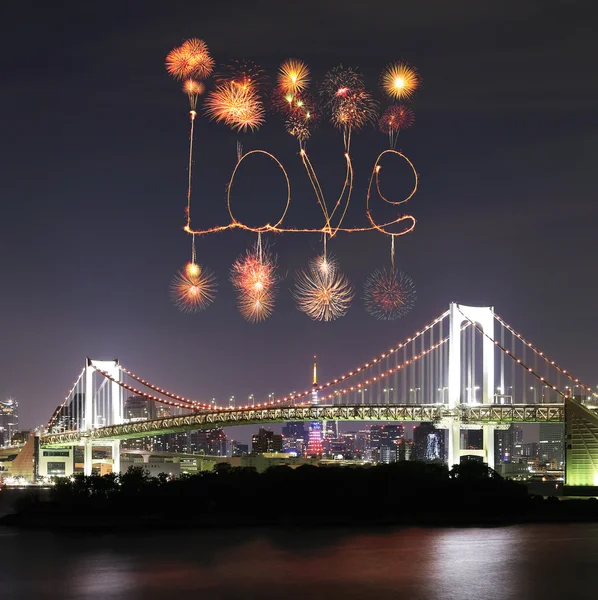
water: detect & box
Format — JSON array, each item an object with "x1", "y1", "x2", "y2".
[{"x1": 1, "y1": 520, "x2": 598, "y2": 599}]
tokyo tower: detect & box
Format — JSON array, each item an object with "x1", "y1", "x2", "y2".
[{"x1": 305, "y1": 356, "x2": 324, "y2": 456}]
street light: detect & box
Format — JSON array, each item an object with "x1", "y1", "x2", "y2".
[
  {"x1": 383, "y1": 388, "x2": 393, "y2": 404},
  {"x1": 438, "y1": 387, "x2": 449, "y2": 403},
  {"x1": 466, "y1": 386, "x2": 480, "y2": 403},
  {"x1": 529, "y1": 387, "x2": 537, "y2": 403},
  {"x1": 409, "y1": 388, "x2": 421, "y2": 404},
  {"x1": 229, "y1": 396, "x2": 235, "y2": 408},
  {"x1": 248, "y1": 394, "x2": 254, "y2": 405},
  {"x1": 358, "y1": 388, "x2": 368, "y2": 405}
]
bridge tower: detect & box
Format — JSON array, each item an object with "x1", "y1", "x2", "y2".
[
  {"x1": 447, "y1": 303, "x2": 496, "y2": 469},
  {"x1": 83, "y1": 358, "x2": 122, "y2": 476}
]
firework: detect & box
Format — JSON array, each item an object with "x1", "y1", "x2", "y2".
[
  {"x1": 185, "y1": 261, "x2": 201, "y2": 278},
  {"x1": 182, "y1": 79, "x2": 205, "y2": 110},
  {"x1": 364, "y1": 268, "x2": 416, "y2": 320},
  {"x1": 204, "y1": 81, "x2": 265, "y2": 132},
  {"x1": 330, "y1": 88, "x2": 378, "y2": 132},
  {"x1": 278, "y1": 59, "x2": 310, "y2": 95},
  {"x1": 379, "y1": 105, "x2": 414, "y2": 133},
  {"x1": 320, "y1": 65, "x2": 362, "y2": 108},
  {"x1": 381, "y1": 62, "x2": 419, "y2": 100},
  {"x1": 293, "y1": 255, "x2": 354, "y2": 321},
  {"x1": 215, "y1": 59, "x2": 269, "y2": 91},
  {"x1": 170, "y1": 266, "x2": 217, "y2": 313},
  {"x1": 231, "y1": 243, "x2": 279, "y2": 322},
  {"x1": 165, "y1": 38, "x2": 214, "y2": 80},
  {"x1": 379, "y1": 105, "x2": 414, "y2": 148}
]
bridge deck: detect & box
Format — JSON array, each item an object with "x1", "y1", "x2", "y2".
[{"x1": 40, "y1": 403, "x2": 566, "y2": 447}]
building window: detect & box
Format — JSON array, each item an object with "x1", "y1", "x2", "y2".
[
  {"x1": 47, "y1": 461, "x2": 66, "y2": 475},
  {"x1": 43, "y1": 450, "x2": 70, "y2": 457}
]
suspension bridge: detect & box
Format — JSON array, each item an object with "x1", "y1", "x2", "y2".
[{"x1": 38, "y1": 303, "x2": 598, "y2": 489}]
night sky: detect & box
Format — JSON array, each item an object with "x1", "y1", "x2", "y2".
[{"x1": 1, "y1": 1, "x2": 597, "y2": 433}]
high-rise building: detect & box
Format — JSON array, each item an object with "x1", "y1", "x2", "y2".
[
  {"x1": 0, "y1": 398, "x2": 19, "y2": 447},
  {"x1": 495, "y1": 426, "x2": 515, "y2": 464},
  {"x1": 231, "y1": 441, "x2": 249, "y2": 457},
  {"x1": 252, "y1": 428, "x2": 283, "y2": 454},
  {"x1": 412, "y1": 423, "x2": 445, "y2": 462},
  {"x1": 396, "y1": 439, "x2": 414, "y2": 461},
  {"x1": 306, "y1": 356, "x2": 324, "y2": 456},
  {"x1": 539, "y1": 423, "x2": 564, "y2": 468},
  {"x1": 282, "y1": 422, "x2": 306, "y2": 454},
  {"x1": 511, "y1": 426, "x2": 524, "y2": 460}
]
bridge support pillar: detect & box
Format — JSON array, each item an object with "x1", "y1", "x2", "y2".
[
  {"x1": 483, "y1": 425, "x2": 495, "y2": 470},
  {"x1": 112, "y1": 440, "x2": 121, "y2": 475},
  {"x1": 83, "y1": 439, "x2": 93, "y2": 476},
  {"x1": 447, "y1": 420, "x2": 461, "y2": 468}
]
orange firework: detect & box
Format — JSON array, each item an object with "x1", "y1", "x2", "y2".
[
  {"x1": 165, "y1": 38, "x2": 214, "y2": 80},
  {"x1": 170, "y1": 266, "x2": 217, "y2": 313},
  {"x1": 204, "y1": 81, "x2": 265, "y2": 132},
  {"x1": 182, "y1": 79, "x2": 205, "y2": 110},
  {"x1": 381, "y1": 62, "x2": 420, "y2": 100},
  {"x1": 293, "y1": 255, "x2": 354, "y2": 321},
  {"x1": 278, "y1": 59, "x2": 310, "y2": 95},
  {"x1": 231, "y1": 243, "x2": 279, "y2": 322}
]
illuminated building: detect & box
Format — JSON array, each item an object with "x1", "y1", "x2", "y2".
[
  {"x1": 282, "y1": 422, "x2": 306, "y2": 454},
  {"x1": 0, "y1": 398, "x2": 19, "y2": 447},
  {"x1": 396, "y1": 439, "x2": 414, "y2": 461},
  {"x1": 413, "y1": 423, "x2": 445, "y2": 462},
  {"x1": 252, "y1": 428, "x2": 283, "y2": 454},
  {"x1": 306, "y1": 356, "x2": 324, "y2": 456},
  {"x1": 231, "y1": 441, "x2": 249, "y2": 457},
  {"x1": 539, "y1": 423, "x2": 564, "y2": 468},
  {"x1": 495, "y1": 427, "x2": 515, "y2": 464}
]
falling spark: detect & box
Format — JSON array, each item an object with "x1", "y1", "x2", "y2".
[
  {"x1": 364, "y1": 268, "x2": 416, "y2": 320},
  {"x1": 294, "y1": 255, "x2": 354, "y2": 321},
  {"x1": 170, "y1": 266, "x2": 217, "y2": 313},
  {"x1": 215, "y1": 59, "x2": 269, "y2": 91},
  {"x1": 381, "y1": 62, "x2": 420, "y2": 100}
]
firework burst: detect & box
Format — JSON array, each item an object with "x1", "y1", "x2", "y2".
[
  {"x1": 215, "y1": 59, "x2": 269, "y2": 91},
  {"x1": 379, "y1": 105, "x2": 414, "y2": 148},
  {"x1": 231, "y1": 243, "x2": 279, "y2": 322},
  {"x1": 170, "y1": 266, "x2": 217, "y2": 313},
  {"x1": 293, "y1": 255, "x2": 354, "y2": 321},
  {"x1": 278, "y1": 59, "x2": 310, "y2": 95},
  {"x1": 381, "y1": 62, "x2": 420, "y2": 100},
  {"x1": 330, "y1": 88, "x2": 378, "y2": 132},
  {"x1": 165, "y1": 38, "x2": 215, "y2": 80},
  {"x1": 320, "y1": 65, "x2": 362, "y2": 107},
  {"x1": 204, "y1": 81, "x2": 265, "y2": 132},
  {"x1": 363, "y1": 268, "x2": 416, "y2": 320},
  {"x1": 182, "y1": 79, "x2": 205, "y2": 110}
]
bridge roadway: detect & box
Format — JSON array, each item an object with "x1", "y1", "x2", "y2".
[{"x1": 40, "y1": 403, "x2": 566, "y2": 447}]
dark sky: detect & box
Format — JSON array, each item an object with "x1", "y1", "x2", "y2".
[{"x1": 1, "y1": 0, "x2": 597, "y2": 431}]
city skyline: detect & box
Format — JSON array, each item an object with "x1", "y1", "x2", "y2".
[{"x1": 1, "y1": 1, "x2": 597, "y2": 431}]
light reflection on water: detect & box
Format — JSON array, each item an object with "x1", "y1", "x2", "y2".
[{"x1": 1, "y1": 524, "x2": 598, "y2": 599}]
